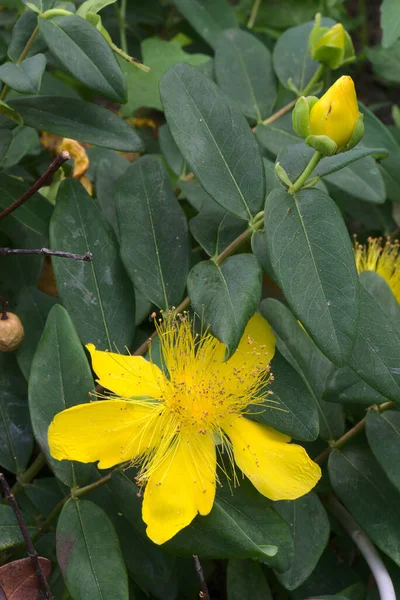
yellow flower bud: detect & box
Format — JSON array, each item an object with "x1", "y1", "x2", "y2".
[
  {"x1": 309, "y1": 15, "x2": 355, "y2": 70},
  {"x1": 308, "y1": 76, "x2": 360, "y2": 149},
  {"x1": 314, "y1": 22, "x2": 345, "y2": 52}
]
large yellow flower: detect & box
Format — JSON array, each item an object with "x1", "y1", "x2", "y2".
[
  {"x1": 355, "y1": 236, "x2": 400, "y2": 302},
  {"x1": 48, "y1": 312, "x2": 321, "y2": 545}
]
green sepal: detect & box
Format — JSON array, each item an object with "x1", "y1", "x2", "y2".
[
  {"x1": 313, "y1": 45, "x2": 344, "y2": 70},
  {"x1": 302, "y1": 175, "x2": 320, "y2": 189},
  {"x1": 275, "y1": 161, "x2": 292, "y2": 187},
  {"x1": 343, "y1": 113, "x2": 364, "y2": 152},
  {"x1": 287, "y1": 77, "x2": 301, "y2": 96},
  {"x1": 305, "y1": 134, "x2": 337, "y2": 156},
  {"x1": 292, "y1": 96, "x2": 318, "y2": 138},
  {"x1": 308, "y1": 13, "x2": 326, "y2": 50}
]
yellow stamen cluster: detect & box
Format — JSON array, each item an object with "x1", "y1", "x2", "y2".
[{"x1": 354, "y1": 236, "x2": 400, "y2": 302}]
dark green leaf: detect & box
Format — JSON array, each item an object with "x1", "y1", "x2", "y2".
[
  {"x1": 0, "y1": 353, "x2": 33, "y2": 474},
  {"x1": 215, "y1": 29, "x2": 276, "y2": 123},
  {"x1": 50, "y1": 179, "x2": 135, "y2": 350},
  {"x1": 329, "y1": 438, "x2": 400, "y2": 566},
  {"x1": 76, "y1": 0, "x2": 116, "y2": 16},
  {"x1": 0, "y1": 505, "x2": 31, "y2": 550},
  {"x1": 272, "y1": 20, "x2": 335, "y2": 92},
  {"x1": 227, "y1": 559, "x2": 272, "y2": 600},
  {"x1": 25, "y1": 477, "x2": 67, "y2": 517},
  {"x1": 0, "y1": 125, "x2": 40, "y2": 169},
  {"x1": 38, "y1": 14, "x2": 126, "y2": 103},
  {"x1": 15, "y1": 286, "x2": 58, "y2": 380},
  {"x1": 8, "y1": 10, "x2": 39, "y2": 62},
  {"x1": 360, "y1": 270, "x2": 400, "y2": 327},
  {"x1": 29, "y1": 304, "x2": 93, "y2": 486},
  {"x1": 366, "y1": 410, "x2": 400, "y2": 493},
  {"x1": 172, "y1": 0, "x2": 238, "y2": 48},
  {"x1": 256, "y1": 113, "x2": 299, "y2": 156},
  {"x1": 323, "y1": 157, "x2": 386, "y2": 205},
  {"x1": 8, "y1": 96, "x2": 143, "y2": 151},
  {"x1": 57, "y1": 498, "x2": 128, "y2": 600},
  {"x1": 264, "y1": 187, "x2": 359, "y2": 366},
  {"x1": 120, "y1": 37, "x2": 210, "y2": 115},
  {"x1": 160, "y1": 62, "x2": 265, "y2": 220},
  {"x1": 187, "y1": 254, "x2": 262, "y2": 356},
  {"x1": 248, "y1": 350, "x2": 319, "y2": 441},
  {"x1": 324, "y1": 366, "x2": 389, "y2": 405},
  {"x1": 0, "y1": 129, "x2": 12, "y2": 161},
  {"x1": 346, "y1": 276, "x2": 400, "y2": 402},
  {"x1": 381, "y1": 0, "x2": 400, "y2": 48},
  {"x1": 0, "y1": 99, "x2": 23, "y2": 125},
  {"x1": 260, "y1": 298, "x2": 344, "y2": 440},
  {"x1": 274, "y1": 492, "x2": 329, "y2": 590},
  {"x1": 116, "y1": 155, "x2": 190, "y2": 310},
  {"x1": 159, "y1": 124, "x2": 184, "y2": 176},
  {"x1": 112, "y1": 469, "x2": 291, "y2": 568},
  {"x1": 0, "y1": 54, "x2": 46, "y2": 94}
]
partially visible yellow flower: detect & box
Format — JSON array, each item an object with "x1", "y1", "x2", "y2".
[
  {"x1": 354, "y1": 237, "x2": 400, "y2": 303},
  {"x1": 308, "y1": 75, "x2": 360, "y2": 149},
  {"x1": 48, "y1": 312, "x2": 321, "y2": 545}
]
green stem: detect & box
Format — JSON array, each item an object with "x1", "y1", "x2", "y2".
[
  {"x1": 247, "y1": 0, "x2": 261, "y2": 29},
  {"x1": 116, "y1": 0, "x2": 127, "y2": 53},
  {"x1": 11, "y1": 452, "x2": 47, "y2": 496},
  {"x1": 288, "y1": 151, "x2": 322, "y2": 194},
  {"x1": 0, "y1": 26, "x2": 39, "y2": 102},
  {"x1": 301, "y1": 64, "x2": 325, "y2": 96}
]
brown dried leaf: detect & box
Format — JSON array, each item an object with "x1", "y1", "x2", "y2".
[
  {"x1": 56, "y1": 138, "x2": 89, "y2": 179},
  {"x1": 0, "y1": 557, "x2": 51, "y2": 600}
]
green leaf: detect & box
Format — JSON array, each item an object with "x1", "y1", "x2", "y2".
[
  {"x1": 0, "y1": 130, "x2": 12, "y2": 162},
  {"x1": 0, "y1": 54, "x2": 46, "y2": 94},
  {"x1": 76, "y1": 0, "x2": 116, "y2": 16},
  {"x1": 381, "y1": 0, "x2": 400, "y2": 48},
  {"x1": 0, "y1": 353, "x2": 33, "y2": 474},
  {"x1": 0, "y1": 505, "x2": 33, "y2": 550},
  {"x1": 366, "y1": 410, "x2": 400, "y2": 493},
  {"x1": 0, "y1": 99, "x2": 23, "y2": 125},
  {"x1": 29, "y1": 305, "x2": 93, "y2": 486},
  {"x1": 160, "y1": 62, "x2": 265, "y2": 220},
  {"x1": 25, "y1": 477, "x2": 67, "y2": 517},
  {"x1": 329, "y1": 438, "x2": 400, "y2": 567},
  {"x1": 120, "y1": 37, "x2": 210, "y2": 116},
  {"x1": 38, "y1": 14, "x2": 127, "y2": 103},
  {"x1": 50, "y1": 179, "x2": 136, "y2": 350},
  {"x1": 116, "y1": 155, "x2": 190, "y2": 310},
  {"x1": 272, "y1": 19, "x2": 335, "y2": 92},
  {"x1": 15, "y1": 286, "x2": 58, "y2": 380},
  {"x1": 215, "y1": 29, "x2": 276, "y2": 123},
  {"x1": 172, "y1": 0, "x2": 238, "y2": 49},
  {"x1": 57, "y1": 498, "x2": 128, "y2": 600},
  {"x1": 323, "y1": 157, "x2": 386, "y2": 205},
  {"x1": 260, "y1": 298, "x2": 344, "y2": 440},
  {"x1": 8, "y1": 96, "x2": 143, "y2": 151},
  {"x1": 324, "y1": 366, "x2": 389, "y2": 405},
  {"x1": 264, "y1": 187, "x2": 359, "y2": 366},
  {"x1": 187, "y1": 254, "x2": 262, "y2": 356},
  {"x1": 159, "y1": 123, "x2": 184, "y2": 176},
  {"x1": 8, "y1": 10, "x2": 40, "y2": 62},
  {"x1": 184, "y1": 180, "x2": 246, "y2": 257},
  {"x1": 248, "y1": 350, "x2": 319, "y2": 441},
  {"x1": 346, "y1": 275, "x2": 400, "y2": 402},
  {"x1": 227, "y1": 559, "x2": 273, "y2": 600},
  {"x1": 256, "y1": 113, "x2": 300, "y2": 157},
  {"x1": 111, "y1": 469, "x2": 291, "y2": 569},
  {"x1": 0, "y1": 125, "x2": 40, "y2": 169},
  {"x1": 366, "y1": 43, "x2": 400, "y2": 83},
  {"x1": 361, "y1": 270, "x2": 400, "y2": 327},
  {"x1": 361, "y1": 102, "x2": 400, "y2": 202},
  {"x1": 275, "y1": 492, "x2": 329, "y2": 590}
]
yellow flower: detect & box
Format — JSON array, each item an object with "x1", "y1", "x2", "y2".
[
  {"x1": 48, "y1": 313, "x2": 321, "y2": 545},
  {"x1": 355, "y1": 237, "x2": 400, "y2": 303},
  {"x1": 308, "y1": 75, "x2": 360, "y2": 149}
]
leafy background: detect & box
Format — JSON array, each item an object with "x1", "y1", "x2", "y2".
[{"x1": 1, "y1": 0, "x2": 400, "y2": 599}]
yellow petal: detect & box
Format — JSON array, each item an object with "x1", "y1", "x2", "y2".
[
  {"x1": 87, "y1": 344, "x2": 165, "y2": 398},
  {"x1": 224, "y1": 416, "x2": 321, "y2": 501},
  {"x1": 48, "y1": 400, "x2": 161, "y2": 469},
  {"x1": 142, "y1": 431, "x2": 216, "y2": 544}
]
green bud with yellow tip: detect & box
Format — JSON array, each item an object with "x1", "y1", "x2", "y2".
[
  {"x1": 309, "y1": 14, "x2": 355, "y2": 70},
  {"x1": 292, "y1": 96, "x2": 318, "y2": 137}
]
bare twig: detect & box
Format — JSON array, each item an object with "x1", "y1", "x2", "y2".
[
  {"x1": 193, "y1": 555, "x2": 210, "y2": 600},
  {"x1": 0, "y1": 248, "x2": 92, "y2": 261},
  {"x1": 0, "y1": 473, "x2": 54, "y2": 600},
  {"x1": 0, "y1": 151, "x2": 70, "y2": 221},
  {"x1": 328, "y1": 497, "x2": 396, "y2": 600}
]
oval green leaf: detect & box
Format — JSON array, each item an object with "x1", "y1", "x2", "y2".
[
  {"x1": 160, "y1": 62, "x2": 265, "y2": 220},
  {"x1": 227, "y1": 559, "x2": 272, "y2": 600},
  {"x1": 187, "y1": 254, "x2": 262, "y2": 357},
  {"x1": 50, "y1": 179, "x2": 136, "y2": 350},
  {"x1": 366, "y1": 410, "x2": 400, "y2": 493},
  {"x1": 0, "y1": 54, "x2": 46, "y2": 94},
  {"x1": 172, "y1": 0, "x2": 238, "y2": 49},
  {"x1": 264, "y1": 187, "x2": 359, "y2": 366},
  {"x1": 116, "y1": 155, "x2": 190, "y2": 310}
]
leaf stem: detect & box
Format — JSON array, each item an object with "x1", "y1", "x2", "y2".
[
  {"x1": 315, "y1": 401, "x2": 394, "y2": 466},
  {"x1": 0, "y1": 151, "x2": 70, "y2": 221},
  {"x1": 247, "y1": 0, "x2": 261, "y2": 29},
  {"x1": 11, "y1": 452, "x2": 47, "y2": 495},
  {"x1": 0, "y1": 473, "x2": 54, "y2": 600},
  {"x1": 288, "y1": 151, "x2": 321, "y2": 194},
  {"x1": 301, "y1": 64, "x2": 325, "y2": 96},
  {"x1": 0, "y1": 26, "x2": 39, "y2": 102},
  {"x1": 115, "y1": 0, "x2": 128, "y2": 53},
  {"x1": 328, "y1": 496, "x2": 396, "y2": 600}
]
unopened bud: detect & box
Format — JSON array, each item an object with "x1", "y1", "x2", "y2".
[{"x1": 309, "y1": 14, "x2": 355, "y2": 70}]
